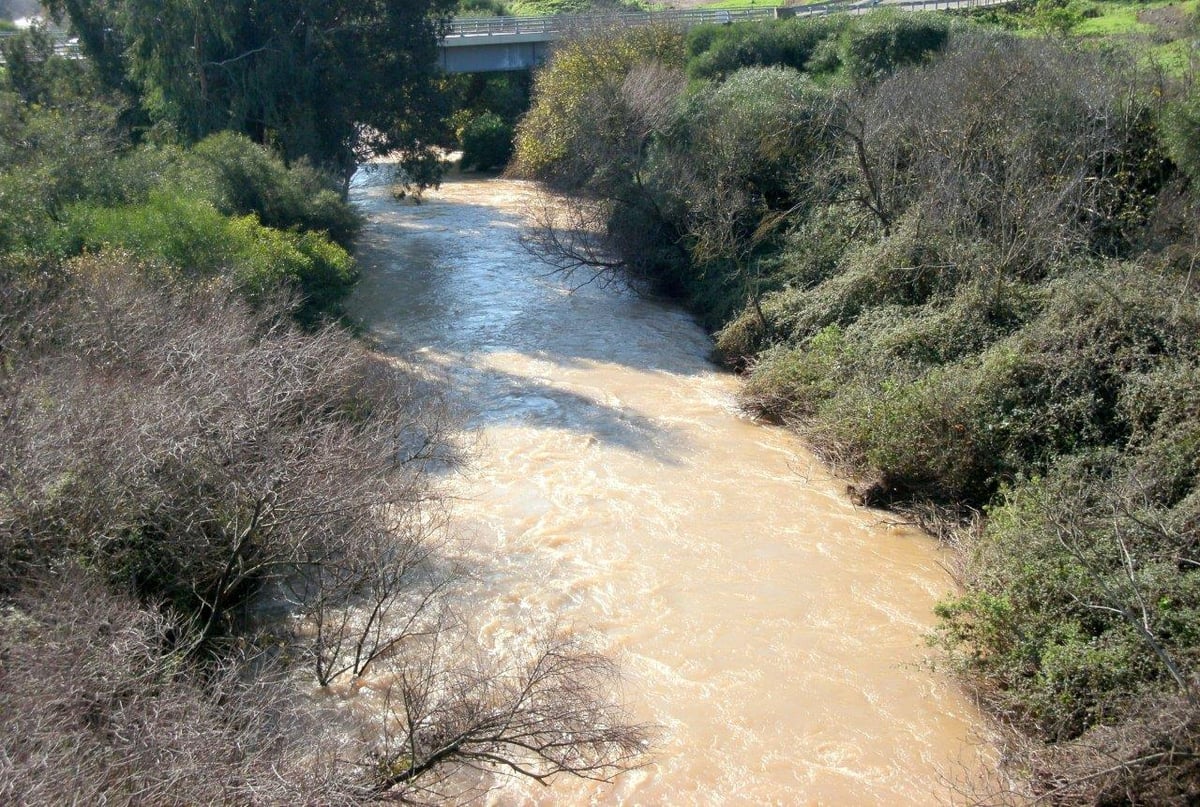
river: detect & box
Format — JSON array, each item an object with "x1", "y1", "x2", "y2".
[{"x1": 347, "y1": 173, "x2": 987, "y2": 805}]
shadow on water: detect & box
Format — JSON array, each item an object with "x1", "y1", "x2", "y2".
[
  {"x1": 350, "y1": 178, "x2": 714, "y2": 377},
  {"x1": 350, "y1": 177, "x2": 698, "y2": 465},
  {"x1": 430, "y1": 356, "x2": 682, "y2": 464}
]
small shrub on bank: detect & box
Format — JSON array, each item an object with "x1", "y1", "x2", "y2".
[
  {"x1": 460, "y1": 112, "x2": 515, "y2": 170},
  {"x1": 189, "y1": 131, "x2": 361, "y2": 245},
  {"x1": 935, "y1": 458, "x2": 1200, "y2": 741},
  {"x1": 742, "y1": 325, "x2": 857, "y2": 419},
  {"x1": 1161, "y1": 83, "x2": 1200, "y2": 186},
  {"x1": 842, "y1": 11, "x2": 951, "y2": 83},
  {"x1": 58, "y1": 192, "x2": 356, "y2": 322},
  {"x1": 685, "y1": 17, "x2": 846, "y2": 81}
]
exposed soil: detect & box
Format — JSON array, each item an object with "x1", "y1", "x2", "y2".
[{"x1": 1139, "y1": 4, "x2": 1196, "y2": 37}]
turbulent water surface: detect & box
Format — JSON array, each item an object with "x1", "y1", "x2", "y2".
[{"x1": 348, "y1": 172, "x2": 986, "y2": 805}]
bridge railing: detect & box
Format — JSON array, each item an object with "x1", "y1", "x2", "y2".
[
  {"x1": 444, "y1": 6, "x2": 781, "y2": 38},
  {"x1": 1, "y1": 0, "x2": 1015, "y2": 64},
  {"x1": 0, "y1": 30, "x2": 82, "y2": 62},
  {"x1": 445, "y1": 0, "x2": 1011, "y2": 39}
]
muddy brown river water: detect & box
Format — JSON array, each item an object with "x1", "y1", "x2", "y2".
[{"x1": 348, "y1": 173, "x2": 987, "y2": 805}]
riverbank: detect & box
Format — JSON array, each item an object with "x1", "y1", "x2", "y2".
[
  {"x1": 509, "y1": 13, "x2": 1200, "y2": 801},
  {"x1": 349, "y1": 174, "x2": 991, "y2": 803}
]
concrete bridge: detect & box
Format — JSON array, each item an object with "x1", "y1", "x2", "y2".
[
  {"x1": 2, "y1": 1, "x2": 1012, "y2": 72},
  {"x1": 439, "y1": 0, "x2": 1013, "y2": 73},
  {"x1": 439, "y1": 6, "x2": 780, "y2": 73}
]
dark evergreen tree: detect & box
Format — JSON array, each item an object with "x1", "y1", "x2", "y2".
[{"x1": 47, "y1": 0, "x2": 454, "y2": 187}]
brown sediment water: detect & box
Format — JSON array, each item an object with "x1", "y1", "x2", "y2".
[{"x1": 348, "y1": 172, "x2": 987, "y2": 805}]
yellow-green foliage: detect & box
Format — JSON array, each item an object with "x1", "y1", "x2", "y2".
[
  {"x1": 513, "y1": 25, "x2": 684, "y2": 179},
  {"x1": 59, "y1": 192, "x2": 355, "y2": 322}
]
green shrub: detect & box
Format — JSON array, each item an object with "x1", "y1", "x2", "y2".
[
  {"x1": 460, "y1": 112, "x2": 514, "y2": 171},
  {"x1": 934, "y1": 462, "x2": 1200, "y2": 739},
  {"x1": 684, "y1": 17, "x2": 845, "y2": 81},
  {"x1": 59, "y1": 192, "x2": 355, "y2": 321},
  {"x1": 457, "y1": 0, "x2": 509, "y2": 14},
  {"x1": 1120, "y1": 359, "x2": 1200, "y2": 507},
  {"x1": 765, "y1": 214, "x2": 961, "y2": 342},
  {"x1": 867, "y1": 280, "x2": 1045, "y2": 367},
  {"x1": 0, "y1": 99, "x2": 127, "y2": 254},
  {"x1": 843, "y1": 11, "x2": 951, "y2": 83},
  {"x1": 743, "y1": 325, "x2": 857, "y2": 419},
  {"x1": 188, "y1": 132, "x2": 361, "y2": 246},
  {"x1": 772, "y1": 203, "x2": 873, "y2": 291},
  {"x1": 1161, "y1": 86, "x2": 1200, "y2": 187},
  {"x1": 815, "y1": 364, "x2": 1000, "y2": 500},
  {"x1": 655, "y1": 66, "x2": 836, "y2": 329}
]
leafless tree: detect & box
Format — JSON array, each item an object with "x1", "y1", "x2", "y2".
[
  {"x1": 0, "y1": 567, "x2": 365, "y2": 806},
  {"x1": 285, "y1": 513, "x2": 454, "y2": 686},
  {"x1": 518, "y1": 60, "x2": 688, "y2": 289},
  {"x1": 0, "y1": 253, "x2": 652, "y2": 802},
  {"x1": 521, "y1": 190, "x2": 628, "y2": 288},
  {"x1": 364, "y1": 632, "x2": 653, "y2": 803}
]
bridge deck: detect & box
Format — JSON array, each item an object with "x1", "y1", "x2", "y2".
[{"x1": 2, "y1": 2, "x2": 1015, "y2": 70}]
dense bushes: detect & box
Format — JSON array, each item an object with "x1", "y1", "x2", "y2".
[
  {"x1": 513, "y1": 24, "x2": 686, "y2": 184},
  {"x1": 0, "y1": 86, "x2": 360, "y2": 322},
  {"x1": 460, "y1": 112, "x2": 515, "y2": 170},
  {"x1": 684, "y1": 11, "x2": 948, "y2": 83},
  {"x1": 841, "y1": 10, "x2": 950, "y2": 82},
  {"x1": 58, "y1": 192, "x2": 356, "y2": 323},
  {"x1": 0, "y1": 256, "x2": 648, "y2": 801},
  {"x1": 444, "y1": 70, "x2": 530, "y2": 172},
  {"x1": 187, "y1": 131, "x2": 362, "y2": 245},
  {"x1": 515, "y1": 11, "x2": 1200, "y2": 799},
  {"x1": 685, "y1": 17, "x2": 846, "y2": 81}
]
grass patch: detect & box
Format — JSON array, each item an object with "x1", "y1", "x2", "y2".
[
  {"x1": 1073, "y1": 1, "x2": 1156, "y2": 36},
  {"x1": 509, "y1": 0, "x2": 645, "y2": 13},
  {"x1": 688, "y1": 0, "x2": 783, "y2": 8}
]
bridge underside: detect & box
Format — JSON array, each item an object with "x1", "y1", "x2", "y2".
[{"x1": 438, "y1": 40, "x2": 553, "y2": 73}]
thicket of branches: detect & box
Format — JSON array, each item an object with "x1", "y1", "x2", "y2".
[
  {"x1": 0, "y1": 254, "x2": 650, "y2": 803},
  {"x1": 513, "y1": 13, "x2": 1200, "y2": 802},
  {"x1": 0, "y1": 27, "x2": 649, "y2": 803}
]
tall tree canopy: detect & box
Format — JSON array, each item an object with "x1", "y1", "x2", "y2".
[{"x1": 47, "y1": 0, "x2": 454, "y2": 184}]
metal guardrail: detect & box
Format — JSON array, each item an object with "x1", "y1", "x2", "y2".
[
  {"x1": 1, "y1": 1, "x2": 1014, "y2": 63},
  {"x1": 0, "y1": 30, "x2": 81, "y2": 61},
  {"x1": 444, "y1": 7, "x2": 779, "y2": 38},
  {"x1": 444, "y1": 0, "x2": 1012, "y2": 39}
]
